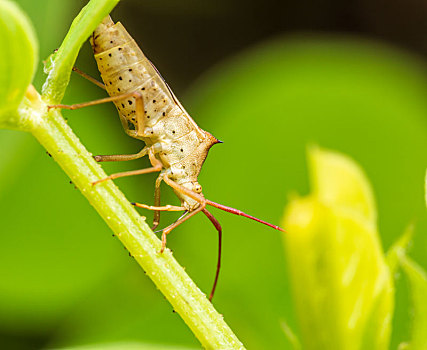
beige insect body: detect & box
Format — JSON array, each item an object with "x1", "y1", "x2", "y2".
[
  {"x1": 49, "y1": 15, "x2": 283, "y2": 301},
  {"x1": 91, "y1": 16, "x2": 219, "y2": 211}
]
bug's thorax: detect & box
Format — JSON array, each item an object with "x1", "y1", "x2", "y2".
[{"x1": 174, "y1": 182, "x2": 204, "y2": 211}]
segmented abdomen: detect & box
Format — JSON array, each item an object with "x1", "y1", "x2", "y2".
[{"x1": 91, "y1": 16, "x2": 180, "y2": 138}]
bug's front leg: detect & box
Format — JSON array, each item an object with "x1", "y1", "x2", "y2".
[
  {"x1": 159, "y1": 176, "x2": 207, "y2": 253},
  {"x1": 152, "y1": 175, "x2": 163, "y2": 230}
]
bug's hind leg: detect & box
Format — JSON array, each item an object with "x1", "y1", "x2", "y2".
[
  {"x1": 92, "y1": 149, "x2": 162, "y2": 185},
  {"x1": 72, "y1": 67, "x2": 106, "y2": 90},
  {"x1": 49, "y1": 90, "x2": 148, "y2": 162},
  {"x1": 47, "y1": 91, "x2": 143, "y2": 113}
]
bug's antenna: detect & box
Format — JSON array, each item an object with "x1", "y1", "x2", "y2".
[
  {"x1": 202, "y1": 208, "x2": 222, "y2": 301},
  {"x1": 205, "y1": 199, "x2": 285, "y2": 232}
]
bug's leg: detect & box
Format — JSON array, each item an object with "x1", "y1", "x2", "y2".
[
  {"x1": 159, "y1": 176, "x2": 207, "y2": 253},
  {"x1": 92, "y1": 149, "x2": 162, "y2": 185},
  {"x1": 132, "y1": 203, "x2": 185, "y2": 211},
  {"x1": 72, "y1": 67, "x2": 106, "y2": 90},
  {"x1": 47, "y1": 91, "x2": 143, "y2": 112},
  {"x1": 152, "y1": 175, "x2": 163, "y2": 230},
  {"x1": 94, "y1": 146, "x2": 149, "y2": 162},
  {"x1": 160, "y1": 205, "x2": 205, "y2": 253},
  {"x1": 202, "y1": 208, "x2": 222, "y2": 301}
]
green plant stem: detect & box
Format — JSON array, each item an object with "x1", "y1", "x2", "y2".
[
  {"x1": 6, "y1": 0, "x2": 245, "y2": 346},
  {"x1": 42, "y1": 0, "x2": 121, "y2": 104},
  {"x1": 19, "y1": 87, "x2": 244, "y2": 349}
]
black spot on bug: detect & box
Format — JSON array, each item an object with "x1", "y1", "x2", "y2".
[
  {"x1": 109, "y1": 81, "x2": 112, "y2": 85},
  {"x1": 172, "y1": 131, "x2": 175, "y2": 134},
  {"x1": 118, "y1": 88, "x2": 121, "y2": 91},
  {"x1": 142, "y1": 87, "x2": 145, "y2": 90},
  {"x1": 147, "y1": 115, "x2": 150, "y2": 118},
  {"x1": 121, "y1": 103, "x2": 125, "y2": 108},
  {"x1": 162, "y1": 112, "x2": 166, "y2": 116},
  {"x1": 129, "y1": 69, "x2": 132, "y2": 72},
  {"x1": 129, "y1": 79, "x2": 132, "y2": 82},
  {"x1": 128, "y1": 100, "x2": 132, "y2": 105},
  {"x1": 110, "y1": 40, "x2": 113, "y2": 44},
  {"x1": 99, "y1": 57, "x2": 102, "y2": 60},
  {"x1": 108, "y1": 53, "x2": 112, "y2": 57},
  {"x1": 119, "y1": 47, "x2": 122, "y2": 51},
  {"x1": 119, "y1": 76, "x2": 122, "y2": 80},
  {"x1": 127, "y1": 120, "x2": 136, "y2": 130},
  {"x1": 151, "y1": 131, "x2": 154, "y2": 134},
  {"x1": 46, "y1": 151, "x2": 52, "y2": 157},
  {"x1": 180, "y1": 148, "x2": 183, "y2": 152},
  {"x1": 153, "y1": 99, "x2": 156, "y2": 103}
]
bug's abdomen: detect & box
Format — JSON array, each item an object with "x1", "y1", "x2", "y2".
[{"x1": 91, "y1": 17, "x2": 175, "y2": 137}]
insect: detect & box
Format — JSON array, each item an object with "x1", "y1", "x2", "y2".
[{"x1": 49, "y1": 16, "x2": 284, "y2": 300}]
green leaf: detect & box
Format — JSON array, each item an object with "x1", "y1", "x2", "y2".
[
  {"x1": 399, "y1": 255, "x2": 427, "y2": 350},
  {"x1": 283, "y1": 146, "x2": 393, "y2": 350},
  {"x1": 0, "y1": 0, "x2": 38, "y2": 117},
  {"x1": 41, "y1": 0, "x2": 120, "y2": 104}
]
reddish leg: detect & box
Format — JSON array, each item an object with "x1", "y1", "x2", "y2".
[
  {"x1": 202, "y1": 208, "x2": 222, "y2": 301},
  {"x1": 92, "y1": 149, "x2": 162, "y2": 185},
  {"x1": 72, "y1": 66, "x2": 106, "y2": 90}
]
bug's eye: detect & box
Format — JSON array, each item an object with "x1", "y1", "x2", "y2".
[{"x1": 193, "y1": 183, "x2": 202, "y2": 193}]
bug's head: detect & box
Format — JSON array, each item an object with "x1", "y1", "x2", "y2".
[{"x1": 174, "y1": 181, "x2": 204, "y2": 211}]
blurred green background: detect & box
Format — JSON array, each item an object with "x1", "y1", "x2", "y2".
[{"x1": 1, "y1": 0, "x2": 427, "y2": 349}]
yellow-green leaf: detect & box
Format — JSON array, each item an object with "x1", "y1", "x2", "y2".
[
  {"x1": 283, "y1": 146, "x2": 393, "y2": 350},
  {"x1": 308, "y1": 146, "x2": 376, "y2": 223}
]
